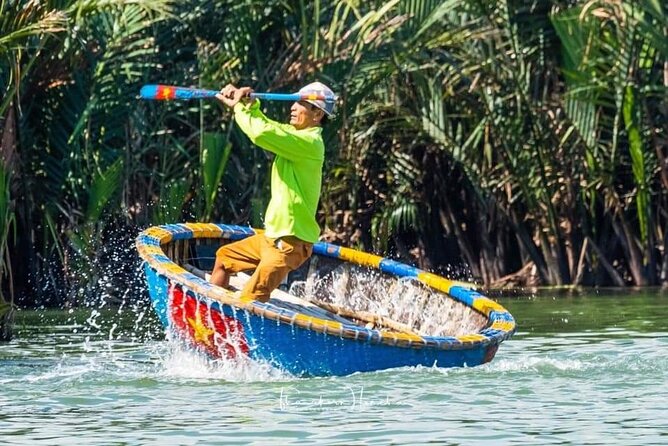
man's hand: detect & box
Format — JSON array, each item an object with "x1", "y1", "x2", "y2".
[{"x1": 216, "y1": 84, "x2": 255, "y2": 108}]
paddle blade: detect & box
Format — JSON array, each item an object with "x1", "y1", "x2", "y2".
[{"x1": 140, "y1": 85, "x2": 218, "y2": 100}]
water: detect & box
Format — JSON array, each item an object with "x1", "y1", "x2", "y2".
[{"x1": 1, "y1": 289, "x2": 667, "y2": 445}]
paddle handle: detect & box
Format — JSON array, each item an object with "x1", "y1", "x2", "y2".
[{"x1": 140, "y1": 85, "x2": 336, "y2": 102}]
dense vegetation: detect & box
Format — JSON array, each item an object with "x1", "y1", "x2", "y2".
[{"x1": 1, "y1": 0, "x2": 666, "y2": 337}]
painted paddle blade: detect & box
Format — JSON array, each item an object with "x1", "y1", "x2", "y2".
[{"x1": 140, "y1": 85, "x2": 218, "y2": 100}]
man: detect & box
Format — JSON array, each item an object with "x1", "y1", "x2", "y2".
[{"x1": 210, "y1": 82, "x2": 335, "y2": 302}]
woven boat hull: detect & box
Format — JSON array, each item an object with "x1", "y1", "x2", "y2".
[{"x1": 137, "y1": 223, "x2": 515, "y2": 376}]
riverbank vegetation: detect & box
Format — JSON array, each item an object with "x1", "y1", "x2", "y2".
[{"x1": 1, "y1": 0, "x2": 666, "y2": 330}]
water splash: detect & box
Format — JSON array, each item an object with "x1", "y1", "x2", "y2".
[
  {"x1": 159, "y1": 339, "x2": 290, "y2": 382},
  {"x1": 290, "y1": 264, "x2": 486, "y2": 336}
]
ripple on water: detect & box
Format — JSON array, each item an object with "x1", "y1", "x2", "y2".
[{"x1": 2, "y1": 294, "x2": 668, "y2": 445}]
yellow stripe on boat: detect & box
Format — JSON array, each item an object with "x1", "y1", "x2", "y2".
[
  {"x1": 184, "y1": 222, "x2": 223, "y2": 238},
  {"x1": 144, "y1": 227, "x2": 172, "y2": 243},
  {"x1": 472, "y1": 298, "x2": 505, "y2": 316},
  {"x1": 456, "y1": 334, "x2": 487, "y2": 343},
  {"x1": 209, "y1": 287, "x2": 256, "y2": 306},
  {"x1": 417, "y1": 272, "x2": 477, "y2": 294},
  {"x1": 292, "y1": 313, "x2": 343, "y2": 332},
  {"x1": 385, "y1": 331, "x2": 424, "y2": 343},
  {"x1": 140, "y1": 245, "x2": 165, "y2": 257},
  {"x1": 161, "y1": 263, "x2": 188, "y2": 275},
  {"x1": 338, "y1": 247, "x2": 382, "y2": 268},
  {"x1": 490, "y1": 320, "x2": 515, "y2": 332}
]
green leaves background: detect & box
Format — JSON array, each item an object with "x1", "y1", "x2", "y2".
[{"x1": 0, "y1": 0, "x2": 666, "y2": 315}]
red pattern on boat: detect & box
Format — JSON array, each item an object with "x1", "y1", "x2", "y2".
[{"x1": 169, "y1": 284, "x2": 249, "y2": 358}]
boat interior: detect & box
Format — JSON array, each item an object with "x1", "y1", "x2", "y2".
[{"x1": 163, "y1": 237, "x2": 488, "y2": 337}]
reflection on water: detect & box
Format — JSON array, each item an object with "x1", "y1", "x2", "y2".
[{"x1": 1, "y1": 290, "x2": 667, "y2": 444}]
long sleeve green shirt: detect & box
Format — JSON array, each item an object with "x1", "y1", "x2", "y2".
[{"x1": 233, "y1": 101, "x2": 324, "y2": 243}]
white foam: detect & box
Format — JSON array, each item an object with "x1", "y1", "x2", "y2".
[
  {"x1": 158, "y1": 343, "x2": 291, "y2": 382},
  {"x1": 486, "y1": 355, "x2": 587, "y2": 373}
]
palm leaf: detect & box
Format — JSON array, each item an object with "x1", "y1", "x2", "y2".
[
  {"x1": 152, "y1": 179, "x2": 189, "y2": 225},
  {"x1": 623, "y1": 85, "x2": 649, "y2": 245},
  {"x1": 86, "y1": 157, "x2": 124, "y2": 223},
  {"x1": 201, "y1": 132, "x2": 231, "y2": 221}
]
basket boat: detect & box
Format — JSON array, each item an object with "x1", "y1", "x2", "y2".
[{"x1": 136, "y1": 223, "x2": 515, "y2": 376}]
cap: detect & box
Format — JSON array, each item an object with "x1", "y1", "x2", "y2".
[{"x1": 298, "y1": 82, "x2": 336, "y2": 116}]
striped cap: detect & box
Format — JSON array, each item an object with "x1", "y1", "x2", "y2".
[{"x1": 298, "y1": 82, "x2": 336, "y2": 117}]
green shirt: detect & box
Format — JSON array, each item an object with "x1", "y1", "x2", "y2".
[{"x1": 233, "y1": 101, "x2": 324, "y2": 243}]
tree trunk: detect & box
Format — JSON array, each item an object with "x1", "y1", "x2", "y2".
[
  {"x1": 661, "y1": 220, "x2": 668, "y2": 285},
  {"x1": 506, "y1": 208, "x2": 549, "y2": 284},
  {"x1": 0, "y1": 104, "x2": 17, "y2": 341},
  {"x1": 438, "y1": 206, "x2": 481, "y2": 280},
  {"x1": 539, "y1": 232, "x2": 563, "y2": 285},
  {"x1": 612, "y1": 213, "x2": 648, "y2": 286},
  {"x1": 587, "y1": 236, "x2": 626, "y2": 287},
  {"x1": 573, "y1": 238, "x2": 589, "y2": 286}
]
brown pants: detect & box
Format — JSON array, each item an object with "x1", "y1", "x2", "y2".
[{"x1": 216, "y1": 234, "x2": 312, "y2": 302}]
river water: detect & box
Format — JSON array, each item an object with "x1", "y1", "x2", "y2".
[{"x1": 1, "y1": 289, "x2": 667, "y2": 445}]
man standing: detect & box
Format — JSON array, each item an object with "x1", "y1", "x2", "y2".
[{"x1": 211, "y1": 82, "x2": 335, "y2": 302}]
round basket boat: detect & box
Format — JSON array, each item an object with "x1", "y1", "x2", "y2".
[{"x1": 136, "y1": 223, "x2": 515, "y2": 376}]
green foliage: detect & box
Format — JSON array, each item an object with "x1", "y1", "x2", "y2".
[
  {"x1": 1, "y1": 0, "x2": 667, "y2": 307},
  {"x1": 86, "y1": 158, "x2": 124, "y2": 223},
  {"x1": 152, "y1": 179, "x2": 189, "y2": 225},
  {"x1": 320, "y1": 0, "x2": 666, "y2": 285},
  {"x1": 623, "y1": 85, "x2": 649, "y2": 245},
  {"x1": 1, "y1": 0, "x2": 172, "y2": 305},
  {"x1": 200, "y1": 132, "x2": 231, "y2": 222},
  {"x1": 66, "y1": 157, "x2": 125, "y2": 305}
]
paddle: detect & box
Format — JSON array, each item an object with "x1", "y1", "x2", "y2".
[{"x1": 140, "y1": 84, "x2": 337, "y2": 103}]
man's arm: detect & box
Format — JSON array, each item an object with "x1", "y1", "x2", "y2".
[
  {"x1": 233, "y1": 101, "x2": 320, "y2": 161},
  {"x1": 216, "y1": 84, "x2": 321, "y2": 162}
]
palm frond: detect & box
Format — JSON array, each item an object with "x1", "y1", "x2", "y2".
[
  {"x1": 152, "y1": 179, "x2": 189, "y2": 225},
  {"x1": 200, "y1": 132, "x2": 231, "y2": 221},
  {"x1": 86, "y1": 157, "x2": 124, "y2": 223}
]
